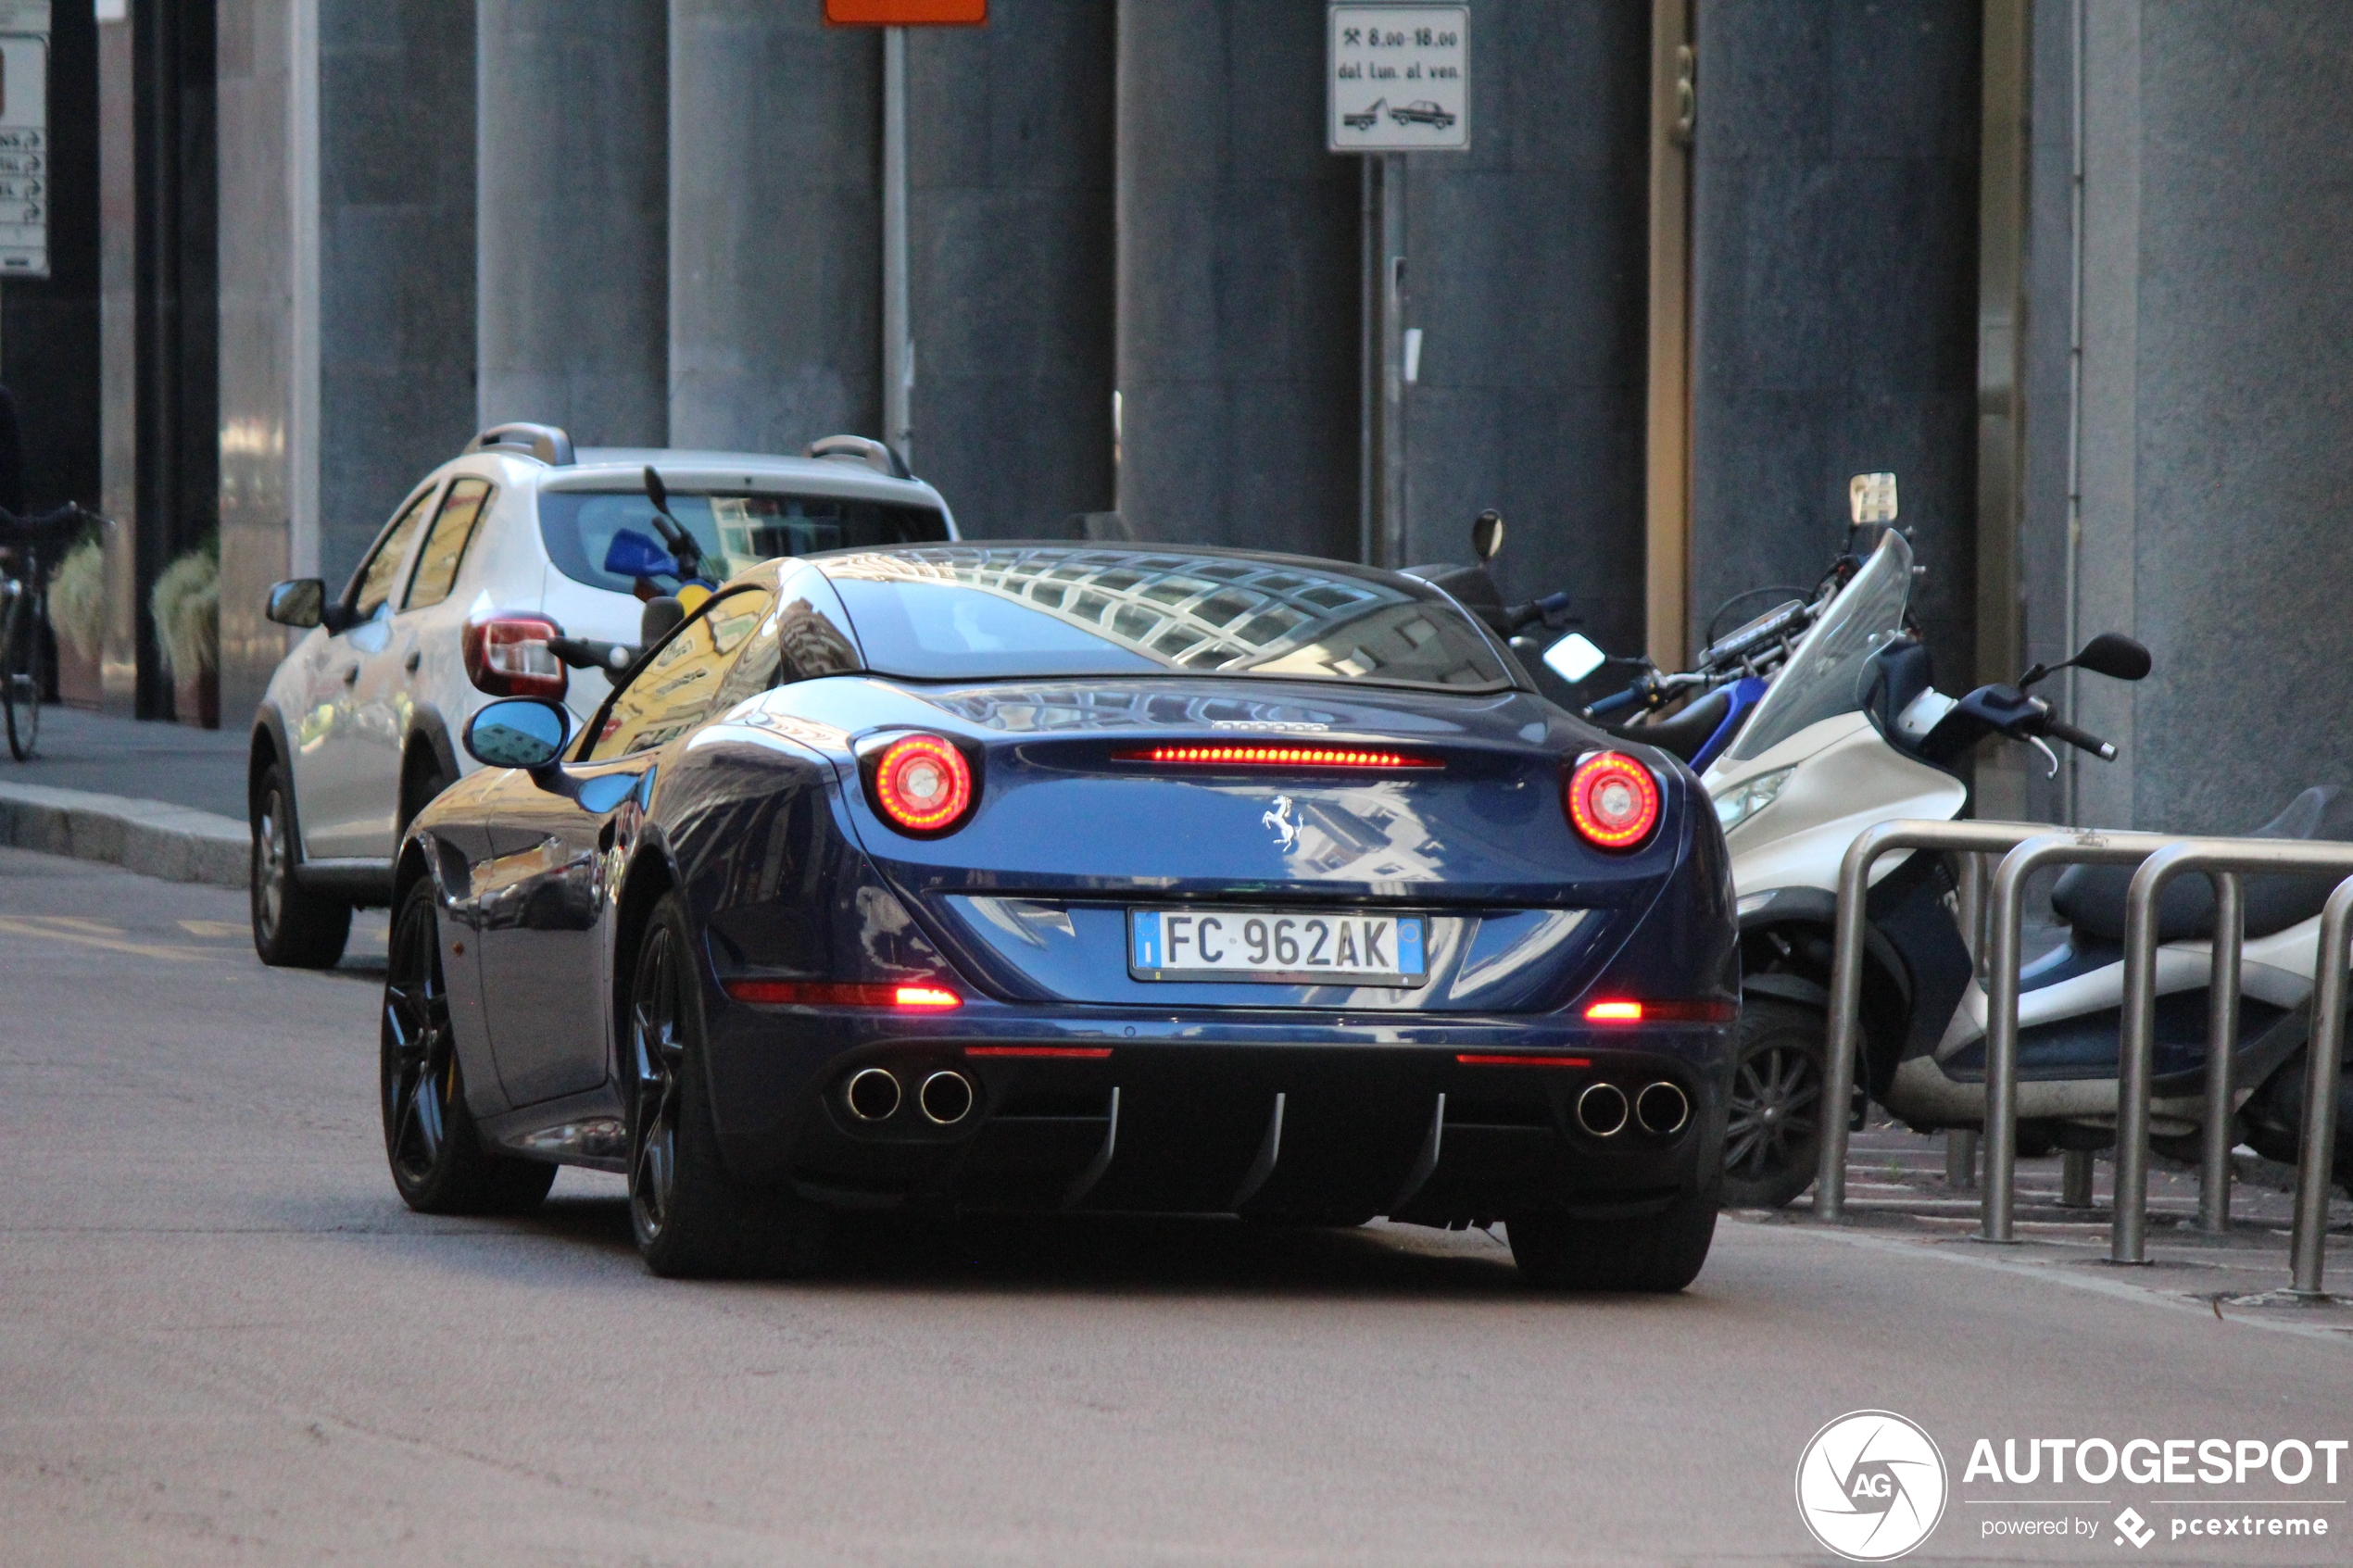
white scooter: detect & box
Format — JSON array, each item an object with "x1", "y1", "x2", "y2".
[{"x1": 1679, "y1": 528, "x2": 2351, "y2": 1206}]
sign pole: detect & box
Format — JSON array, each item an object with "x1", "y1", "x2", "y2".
[
  {"x1": 1329, "y1": 5, "x2": 1467, "y2": 568},
  {"x1": 1378, "y1": 153, "x2": 1405, "y2": 569},
  {"x1": 881, "y1": 24, "x2": 912, "y2": 469}
]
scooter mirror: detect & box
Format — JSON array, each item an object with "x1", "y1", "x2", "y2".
[
  {"x1": 643, "y1": 464, "x2": 670, "y2": 517},
  {"x1": 1849, "y1": 471, "x2": 1898, "y2": 524},
  {"x1": 1542, "y1": 632, "x2": 1608, "y2": 685},
  {"x1": 1471, "y1": 508, "x2": 1505, "y2": 562},
  {"x1": 2071, "y1": 632, "x2": 2152, "y2": 683}
]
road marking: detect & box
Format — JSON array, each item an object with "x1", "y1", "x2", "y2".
[
  {"x1": 0, "y1": 917, "x2": 215, "y2": 962},
  {"x1": 24, "y1": 914, "x2": 127, "y2": 935},
  {"x1": 176, "y1": 919, "x2": 247, "y2": 938}
]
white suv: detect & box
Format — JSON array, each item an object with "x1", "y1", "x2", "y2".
[{"x1": 247, "y1": 423, "x2": 957, "y2": 966}]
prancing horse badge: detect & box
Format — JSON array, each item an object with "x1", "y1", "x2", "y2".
[{"x1": 1263, "y1": 795, "x2": 1300, "y2": 852}]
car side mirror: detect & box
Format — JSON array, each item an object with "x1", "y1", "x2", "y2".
[
  {"x1": 2070, "y1": 632, "x2": 2151, "y2": 683},
  {"x1": 1541, "y1": 632, "x2": 1608, "y2": 685},
  {"x1": 462, "y1": 698, "x2": 572, "y2": 771},
  {"x1": 1471, "y1": 508, "x2": 1505, "y2": 562},
  {"x1": 265, "y1": 578, "x2": 326, "y2": 629}
]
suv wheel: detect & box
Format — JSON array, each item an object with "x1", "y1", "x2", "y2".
[{"x1": 250, "y1": 759, "x2": 353, "y2": 969}]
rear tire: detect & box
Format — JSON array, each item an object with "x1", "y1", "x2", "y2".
[
  {"x1": 250, "y1": 759, "x2": 352, "y2": 968},
  {"x1": 1721, "y1": 998, "x2": 1827, "y2": 1210},
  {"x1": 2, "y1": 590, "x2": 41, "y2": 760},
  {"x1": 1506, "y1": 1183, "x2": 1720, "y2": 1292},
  {"x1": 382, "y1": 879, "x2": 557, "y2": 1215},
  {"x1": 627, "y1": 895, "x2": 828, "y2": 1279}
]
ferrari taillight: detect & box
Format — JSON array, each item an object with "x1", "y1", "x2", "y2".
[
  {"x1": 866, "y1": 733, "x2": 976, "y2": 835},
  {"x1": 462, "y1": 614, "x2": 568, "y2": 700},
  {"x1": 1565, "y1": 751, "x2": 1660, "y2": 850}
]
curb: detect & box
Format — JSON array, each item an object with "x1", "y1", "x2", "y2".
[{"x1": 0, "y1": 781, "x2": 248, "y2": 889}]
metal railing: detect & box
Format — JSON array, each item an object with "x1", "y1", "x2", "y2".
[
  {"x1": 1979, "y1": 830, "x2": 2179, "y2": 1240},
  {"x1": 1816, "y1": 820, "x2": 2058, "y2": 1221},
  {"x1": 1818, "y1": 818, "x2": 2353, "y2": 1298},
  {"x1": 2114, "y1": 840, "x2": 2353, "y2": 1290}
]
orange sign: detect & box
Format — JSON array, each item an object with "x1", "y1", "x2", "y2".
[{"x1": 824, "y1": 0, "x2": 986, "y2": 22}]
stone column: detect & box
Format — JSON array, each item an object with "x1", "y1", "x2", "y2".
[
  {"x1": 1687, "y1": 0, "x2": 1982, "y2": 669},
  {"x1": 905, "y1": 3, "x2": 1114, "y2": 536},
  {"x1": 670, "y1": 0, "x2": 877, "y2": 454},
  {"x1": 1398, "y1": 0, "x2": 1652, "y2": 651},
  {"x1": 319, "y1": 2, "x2": 476, "y2": 583},
  {"x1": 1114, "y1": 0, "x2": 1360, "y2": 555},
  {"x1": 216, "y1": 0, "x2": 296, "y2": 721},
  {"x1": 478, "y1": 0, "x2": 666, "y2": 447},
  {"x1": 2045, "y1": 2, "x2": 2353, "y2": 833}
]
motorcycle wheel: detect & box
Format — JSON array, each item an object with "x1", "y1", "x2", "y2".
[{"x1": 1722, "y1": 999, "x2": 1828, "y2": 1209}]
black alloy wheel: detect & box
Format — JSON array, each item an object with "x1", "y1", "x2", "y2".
[
  {"x1": 1721, "y1": 998, "x2": 1828, "y2": 1210},
  {"x1": 627, "y1": 894, "x2": 827, "y2": 1279},
  {"x1": 249, "y1": 759, "x2": 352, "y2": 969},
  {"x1": 381, "y1": 878, "x2": 555, "y2": 1214},
  {"x1": 1507, "y1": 1181, "x2": 1721, "y2": 1292}
]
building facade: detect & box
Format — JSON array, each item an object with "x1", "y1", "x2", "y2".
[{"x1": 46, "y1": 0, "x2": 2353, "y2": 834}]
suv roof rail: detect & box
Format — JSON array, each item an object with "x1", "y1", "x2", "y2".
[
  {"x1": 469, "y1": 422, "x2": 575, "y2": 466},
  {"x1": 805, "y1": 433, "x2": 912, "y2": 481}
]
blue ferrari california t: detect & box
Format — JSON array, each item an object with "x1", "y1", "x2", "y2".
[{"x1": 381, "y1": 543, "x2": 1737, "y2": 1287}]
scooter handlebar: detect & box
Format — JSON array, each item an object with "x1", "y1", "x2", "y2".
[
  {"x1": 2041, "y1": 716, "x2": 2117, "y2": 762},
  {"x1": 1585, "y1": 686, "x2": 1642, "y2": 720}
]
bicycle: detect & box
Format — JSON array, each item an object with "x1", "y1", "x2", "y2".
[{"x1": 0, "y1": 501, "x2": 96, "y2": 760}]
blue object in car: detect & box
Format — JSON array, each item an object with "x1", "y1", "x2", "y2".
[{"x1": 602, "y1": 529, "x2": 679, "y2": 582}]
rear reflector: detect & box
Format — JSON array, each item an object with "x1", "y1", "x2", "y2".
[
  {"x1": 724, "y1": 979, "x2": 963, "y2": 1010},
  {"x1": 1113, "y1": 745, "x2": 1441, "y2": 770},
  {"x1": 1581, "y1": 999, "x2": 1735, "y2": 1024},
  {"x1": 965, "y1": 1046, "x2": 1114, "y2": 1060},
  {"x1": 1456, "y1": 1054, "x2": 1593, "y2": 1068}
]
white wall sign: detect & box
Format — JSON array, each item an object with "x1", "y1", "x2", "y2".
[
  {"x1": 1327, "y1": 5, "x2": 1468, "y2": 154},
  {"x1": 0, "y1": 0, "x2": 48, "y2": 279}
]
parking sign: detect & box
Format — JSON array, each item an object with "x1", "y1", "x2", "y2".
[{"x1": 1328, "y1": 5, "x2": 1468, "y2": 153}]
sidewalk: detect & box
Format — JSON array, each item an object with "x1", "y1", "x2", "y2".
[
  {"x1": 0, "y1": 708, "x2": 247, "y2": 887},
  {"x1": 1744, "y1": 1125, "x2": 2353, "y2": 1341}
]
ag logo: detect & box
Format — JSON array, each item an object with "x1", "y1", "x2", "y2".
[{"x1": 1794, "y1": 1411, "x2": 1948, "y2": 1562}]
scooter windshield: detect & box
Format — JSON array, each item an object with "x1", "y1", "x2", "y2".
[{"x1": 1720, "y1": 531, "x2": 1913, "y2": 765}]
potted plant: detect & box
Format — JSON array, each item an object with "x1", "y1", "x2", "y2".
[
  {"x1": 45, "y1": 533, "x2": 105, "y2": 709},
  {"x1": 151, "y1": 536, "x2": 220, "y2": 727}
]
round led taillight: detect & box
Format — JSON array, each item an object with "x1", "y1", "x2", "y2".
[
  {"x1": 1566, "y1": 751, "x2": 1660, "y2": 850},
  {"x1": 871, "y1": 734, "x2": 975, "y2": 834}
]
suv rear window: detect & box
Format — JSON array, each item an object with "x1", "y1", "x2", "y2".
[
  {"x1": 540, "y1": 491, "x2": 948, "y2": 595},
  {"x1": 819, "y1": 546, "x2": 1516, "y2": 691}
]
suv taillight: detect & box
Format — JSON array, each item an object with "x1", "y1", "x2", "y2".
[{"x1": 463, "y1": 615, "x2": 568, "y2": 700}]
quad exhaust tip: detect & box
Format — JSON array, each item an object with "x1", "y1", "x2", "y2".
[
  {"x1": 845, "y1": 1067, "x2": 901, "y2": 1122},
  {"x1": 1636, "y1": 1080, "x2": 1691, "y2": 1136},
  {"x1": 918, "y1": 1070, "x2": 975, "y2": 1126},
  {"x1": 1576, "y1": 1082, "x2": 1629, "y2": 1138}
]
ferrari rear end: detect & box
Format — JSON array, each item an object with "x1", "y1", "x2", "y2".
[{"x1": 691, "y1": 666, "x2": 1736, "y2": 1286}]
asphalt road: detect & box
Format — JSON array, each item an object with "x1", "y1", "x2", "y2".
[{"x1": 4, "y1": 843, "x2": 2350, "y2": 1567}]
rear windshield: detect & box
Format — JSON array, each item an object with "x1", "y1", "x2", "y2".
[
  {"x1": 540, "y1": 491, "x2": 948, "y2": 595},
  {"x1": 819, "y1": 546, "x2": 1516, "y2": 691}
]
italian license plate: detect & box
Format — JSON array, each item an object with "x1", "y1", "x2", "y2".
[{"x1": 1127, "y1": 908, "x2": 1426, "y2": 986}]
